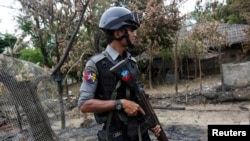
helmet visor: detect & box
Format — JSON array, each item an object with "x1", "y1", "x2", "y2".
[{"x1": 104, "y1": 12, "x2": 140, "y2": 30}]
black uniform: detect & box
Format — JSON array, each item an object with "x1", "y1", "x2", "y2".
[{"x1": 78, "y1": 45, "x2": 151, "y2": 141}]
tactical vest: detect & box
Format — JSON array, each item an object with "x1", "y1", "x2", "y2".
[{"x1": 91, "y1": 52, "x2": 139, "y2": 126}]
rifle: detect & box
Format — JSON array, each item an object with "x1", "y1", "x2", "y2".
[{"x1": 110, "y1": 58, "x2": 169, "y2": 141}]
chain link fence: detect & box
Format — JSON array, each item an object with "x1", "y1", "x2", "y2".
[
  {"x1": 0, "y1": 66, "x2": 57, "y2": 141},
  {"x1": 0, "y1": 57, "x2": 60, "y2": 141}
]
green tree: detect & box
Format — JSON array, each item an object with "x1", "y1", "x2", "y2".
[
  {"x1": 189, "y1": 0, "x2": 250, "y2": 24},
  {"x1": 19, "y1": 48, "x2": 45, "y2": 66},
  {"x1": 215, "y1": 0, "x2": 250, "y2": 24},
  {"x1": 17, "y1": 0, "x2": 92, "y2": 129},
  {"x1": 0, "y1": 33, "x2": 17, "y2": 55}
]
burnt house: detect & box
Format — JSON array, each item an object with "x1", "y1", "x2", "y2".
[
  {"x1": 179, "y1": 23, "x2": 250, "y2": 77},
  {"x1": 136, "y1": 23, "x2": 250, "y2": 82}
]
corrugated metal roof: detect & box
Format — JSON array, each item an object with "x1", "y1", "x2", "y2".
[{"x1": 179, "y1": 23, "x2": 250, "y2": 45}]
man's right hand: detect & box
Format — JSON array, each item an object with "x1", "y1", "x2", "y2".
[{"x1": 120, "y1": 99, "x2": 145, "y2": 116}]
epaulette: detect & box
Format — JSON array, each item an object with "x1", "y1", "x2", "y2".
[{"x1": 90, "y1": 53, "x2": 106, "y2": 64}]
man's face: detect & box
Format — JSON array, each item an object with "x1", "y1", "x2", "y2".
[
  {"x1": 114, "y1": 26, "x2": 137, "y2": 48},
  {"x1": 127, "y1": 26, "x2": 137, "y2": 45}
]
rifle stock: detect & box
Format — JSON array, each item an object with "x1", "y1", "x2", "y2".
[{"x1": 110, "y1": 59, "x2": 169, "y2": 141}]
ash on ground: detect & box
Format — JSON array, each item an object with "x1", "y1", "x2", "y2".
[{"x1": 1, "y1": 78, "x2": 250, "y2": 141}]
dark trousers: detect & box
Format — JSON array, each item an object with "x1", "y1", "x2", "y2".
[{"x1": 98, "y1": 125, "x2": 151, "y2": 141}]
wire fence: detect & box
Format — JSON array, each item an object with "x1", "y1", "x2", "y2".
[{"x1": 0, "y1": 65, "x2": 59, "y2": 141}]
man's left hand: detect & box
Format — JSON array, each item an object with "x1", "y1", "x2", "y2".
[{"x1": 150, "y1": 125, "x2": 161, "y2": 137}]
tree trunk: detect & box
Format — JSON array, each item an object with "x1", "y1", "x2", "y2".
[
  {"x1": 55, "y1": 72, "x2": 66, "y2": 129},
  {"x1": 194, "y1": 52, "x2": 198, "y2": 78},
  {"x1": 185, "y1": 57, "x2": 190, "y2": 78},
  {"x1": 34, "y1": 17, "x2": 50, "y2": 67},
  {"x1": 174, "y1": 38, "x2": 178, "y2": 95},
  {"x1": 218, "y1": 45, "x2": 225, "y2": 92},
  {"x1": 65, "y1": 77, "x2": 69, "y2": 96},
  {"x1": 51, "y1": 2, "x2": 90, "y2": 129},
  {"x1": 148, "y1": 43, "x2": 153, "y2": 89},
  {"x1": 198, "y1": 57, "x2": 202, "y2": 91}
]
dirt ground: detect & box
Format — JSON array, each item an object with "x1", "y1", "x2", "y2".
[{"x1": 52, "y1": 75, "x2": 250, "y2": 141}]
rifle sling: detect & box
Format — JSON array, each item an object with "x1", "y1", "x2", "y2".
[{"x1": 105, "y1": 80, "x2": 120, "y2": 140}]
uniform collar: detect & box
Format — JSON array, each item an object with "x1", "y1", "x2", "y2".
[{"x1": 105, "y1": 45, "x2": 131, "y2": 61}]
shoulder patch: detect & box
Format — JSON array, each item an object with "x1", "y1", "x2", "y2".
[
  {"x1": 83, "y1": 52, "x2": 106, "y2": 84},
  {"x1": 83, "y1": 70, "x2": 97, "y2": 84}
]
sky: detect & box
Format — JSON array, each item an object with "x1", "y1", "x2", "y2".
[
  {"x1": 0, "y1": 0, "x2": 21, "y2": 34},
  {"x1": 179, "y1": 0, "x2": 196, "y2": 15},
  {"x1": 0, "y1": 0, "x2": 197, "y2": 34}
]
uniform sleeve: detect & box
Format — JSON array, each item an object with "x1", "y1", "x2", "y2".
[{"x1": 78, "y1": 60, "x2": 98, "y2": 108}]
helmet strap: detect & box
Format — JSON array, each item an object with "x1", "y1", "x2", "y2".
[
  {"x1": 124, "y1": 29, "x2": 134, "y2": 49},
  {"x1": 114, "y1": 29, "x2": 134, "y2": 48}
]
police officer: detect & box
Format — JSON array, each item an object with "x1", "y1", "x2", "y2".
[{"x1": 78, "y1": 6, "x2": 161, "y2": 141}]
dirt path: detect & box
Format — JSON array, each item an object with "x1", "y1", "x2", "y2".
[{"x1": 158, "y1": 102, "x2": 250, "y2": 127}]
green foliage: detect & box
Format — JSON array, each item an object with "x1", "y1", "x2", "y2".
[
  {"x1": 179, "y1": 38, "x2": 199, "y2": 56},
  {"x1": 0, "y1": 33, "x2": 17, "y2": 53},
  {"x1": 19, "y1": 48, "x2": 45, "y2": 66},
  {"x1": 222, "y1": 0, "x2": 250, "y2": 24},
  {"x1": 191, "y1": 0, "x2": 250, "y2": 24},
  {"x1": 16, "y1": 16, "x2": 33, "y2": 35},
  {"x1": 224, "y1": 13, "x2": 246, "y2": 24},
  {"x1": 160, "y1": 48, "x2": 174, "y2": 60}
]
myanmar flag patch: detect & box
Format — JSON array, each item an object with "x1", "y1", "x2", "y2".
[{"x1": 84, "y1": 70, "x2": 97, "y2": 84}]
